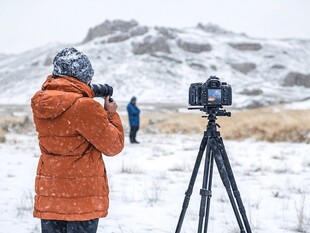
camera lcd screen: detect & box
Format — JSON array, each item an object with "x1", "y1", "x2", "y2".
[{"x1": 207, "y1": 89, "x2": 221, "y2": 105}]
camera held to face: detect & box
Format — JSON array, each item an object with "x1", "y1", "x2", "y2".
[
  {"x1": 90, "y1": 84, "x2": 113, "y2": 98},
  {"x1": 189, "y1": 76, "x2": 232, "y2": 107}
]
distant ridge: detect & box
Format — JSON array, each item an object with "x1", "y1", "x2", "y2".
[{"x1": 0, "y1": 19, "x2": 309, "y2": 108}]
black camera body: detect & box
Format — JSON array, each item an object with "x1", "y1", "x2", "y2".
[{"x1": 189, "y1": 76, "x2": 232, "y2": 107}]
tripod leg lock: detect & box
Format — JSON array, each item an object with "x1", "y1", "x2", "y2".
[{"x1": 200, "y1": 188, "x2": 212, "y2": 198}]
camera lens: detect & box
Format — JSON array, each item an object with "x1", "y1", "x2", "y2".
[{"x1": 90, "y1": 84, "x2": 113, "y2": 98}]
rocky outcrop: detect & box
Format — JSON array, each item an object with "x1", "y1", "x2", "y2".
[
  {"x1": 282, "y1": 72, "x2": 310, "y2": 88},
  {"x1": 197, "y1": 23, "x2": 230, "y2": 34},
  {"x1": 43, "y1": 55, "x2": 53, "y2": 66},
  {"x1": 188, "y1": 63, "x2": 207, "y2": 70},
  {"x1": 264, "y1": 55, "x2": 275, "y2": 58},
  {"x1": 83, "y1": 20, "x2": 138, "y2": 43},
  {"x1": 107, "y1": 33, "x2": 131, "y2": 43},
  {"x1": 132, "y1": 36, "x2": 170, "y2": 54},
  {"x1": 151, "y1": 54, "x2": 182, "y2": 64},
  {"x1": 271, "y1": 64, "x2": 285, "y2": 69},
  {"x1": 177, "y1": 39, "x2": 212, "y2": 53},
  {"x1": 186, "y1": 58, "x2": 207, "y2": 70},
  {"x1": 211, "y1": 65, "x2": 217, "y2": 71},
  {"x1": 99, "y1": 26, "x2": 149, "y2": 43},
  {"x1": 230, "y1": 62, "x2": 256, "y2": 74},
  {"x1": 130, "y1": 26, "x2": 149, "y2": 37},
  {"x1": 155, "y1": 27, "x2": 178, "y2": 39},
  {"x1": 240, "y1": 89, "x2": 263, "y2": 96},
  {"x1": 229, "y1": 43, "x2": 262, "y2": 51}
]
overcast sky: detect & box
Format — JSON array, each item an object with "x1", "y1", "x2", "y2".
[{"x1": 1, "y1": 0, "x2": 309, "y2": 54}]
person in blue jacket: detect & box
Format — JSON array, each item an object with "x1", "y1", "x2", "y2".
[{"x1": 127, "y1": 96, "x2": 140, "y2": 143}]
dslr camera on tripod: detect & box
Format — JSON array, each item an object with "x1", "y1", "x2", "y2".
[
  {"x1": 189, "y1": 76, "x2": 232, "y2": 107},
  {"x1": 176, "y1": 76, "x2": 252, "y2": 233}
]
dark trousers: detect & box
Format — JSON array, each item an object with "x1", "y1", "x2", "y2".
[
  {"x1": 129, "y1": 126, "x2": 139, "y2": 143},
  {"x1": 41, "y1": 219, "x2": 99, "y2": 233}
]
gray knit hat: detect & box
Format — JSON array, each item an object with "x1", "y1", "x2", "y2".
[{"x1": 52, "y1": 47, "x2": 94, "y2": 84}]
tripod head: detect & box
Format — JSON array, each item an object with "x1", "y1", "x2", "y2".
[
  {"x1": 188, "y1": 106, "x2": 231, "y2": 117},
  {"x1": 189, "y1": 106, "x2": 231, "y2": 134}
]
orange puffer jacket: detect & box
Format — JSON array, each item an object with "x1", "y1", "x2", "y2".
[{"x1": 31, "y1": 76, "x2": 124, "y2": 221}]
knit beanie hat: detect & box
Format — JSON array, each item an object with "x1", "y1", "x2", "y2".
[{"x1": 52, "y1": 47, "x2": 94, "y2": 84}]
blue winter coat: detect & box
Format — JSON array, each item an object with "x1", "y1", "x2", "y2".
[{"x1": 127, "y1": 103, "x2": 140, "y2": 127}]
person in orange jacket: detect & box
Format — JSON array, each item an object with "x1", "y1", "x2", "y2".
[{"x1": 31, "y1": 47, "x2": 124, "y2": 233}]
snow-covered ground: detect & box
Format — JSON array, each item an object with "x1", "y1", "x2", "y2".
[{"x1": 0, "y1": 130, "x2": 309, "y2": 233}]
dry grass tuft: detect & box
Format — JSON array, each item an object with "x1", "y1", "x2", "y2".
[
  {"x1": 0, "y1": 127, "x2": 5, "y2": 143},
  {"x1": 0, "y1": 115, "x2": 33, "y2": 143},
  {"x1": 132, "y1": 106, "x2": 310, "y2": 143}
]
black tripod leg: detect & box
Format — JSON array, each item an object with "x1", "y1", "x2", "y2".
[
  {"x1": 210, "y1": 139, "x2": 246, "y2": 233},
  {"x1": 197, "y1": 139, "x2": 214, "y2": 233},
  {"x1": 216, "y1": 138, "x2": 252, "y2": 233},
  {"x1": 203, "y1": 150, "x2": 214, "y2": 233},
  {"x1": 175, "y1": 133, "x2": 208, "y2": 233}
]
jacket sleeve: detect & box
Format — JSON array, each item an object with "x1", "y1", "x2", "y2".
[{"x1": 74, "y1": 98, "x2": 124, "y2": 156}]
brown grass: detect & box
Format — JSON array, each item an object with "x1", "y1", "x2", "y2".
[
  {"x1": 1, "y1": 106, "x2": 309, "y2": 143},
  {"x1": 121, "y1": 106, "x2": 310, "y2": 143},
  {"x1": 217, "y1": 107, "x2": 310, "y2": 143},
  {"x1": 0, "y1": 127, "x2": 5, "y2": 143},
  {"x1": 0, "y1": 116, "x2": 32, "y2": 143}
]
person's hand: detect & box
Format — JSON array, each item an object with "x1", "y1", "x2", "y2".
[{"x1": 104, "y1": 96, "x2": 118, "y2": 112}]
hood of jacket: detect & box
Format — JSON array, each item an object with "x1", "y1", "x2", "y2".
[{"x1": 31, "y1": 75, "x2": 95, "y2": 119}]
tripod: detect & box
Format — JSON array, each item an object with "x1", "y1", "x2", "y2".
[{"x1": 175, "y1": 107, "x2": 252, "y2": 233}]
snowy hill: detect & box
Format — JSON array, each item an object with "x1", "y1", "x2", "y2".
[{"x1": 0, "y1": 19, "x2": 310, "y2": 108}]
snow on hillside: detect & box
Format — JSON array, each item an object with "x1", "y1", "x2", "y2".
[
  {"x1": 1, "y1": 131, "x2": 309, "y2": 233},
  {"x1": 286, "y1": 98, "x2": 310, "y2": 110},
  {"x1": 0, "y1": 20, "x2": 309, "y2": 108},
  {"x1": 0, "y1": 54, "x2": 9, "y2": 60}
]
